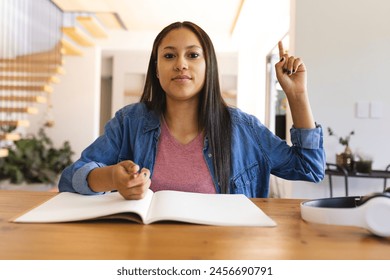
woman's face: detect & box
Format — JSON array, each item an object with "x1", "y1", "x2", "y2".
[{"x1": 156, "y1": 28, "x2": 206, "y2": 103}]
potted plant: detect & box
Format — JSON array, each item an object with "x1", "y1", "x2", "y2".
[
  {"x1": 327, "y1": 127, "x2": 355, "y2": 171},
  {"x1": 354, "y1": 152, "x2": 373, "y2": 173},
  {"x1": 0, "y1": 128, "x2": 73, "y2": 189}
]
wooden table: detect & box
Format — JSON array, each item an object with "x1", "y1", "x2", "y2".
[{"x1": 1, "y1": 190, "x2": 389, "y2": 260}]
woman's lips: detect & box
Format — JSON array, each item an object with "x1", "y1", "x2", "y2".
[{"x1": 172, "y1": 75, "x2": 191, "y2": 81}]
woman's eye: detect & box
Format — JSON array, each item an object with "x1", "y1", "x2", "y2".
[
  {"x1": 163, "y1": 53, "x2": 175, "y2": 59},
  {"x1": 188, "y1": 52, "x2": 200, "y2": 59}
]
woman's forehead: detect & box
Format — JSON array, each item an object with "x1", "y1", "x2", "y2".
[{"x1": 158, "y1": 28, "x2": 202, "y2": 51}]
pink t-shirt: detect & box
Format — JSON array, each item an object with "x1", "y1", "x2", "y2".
[{"x1": 151, "y1": 120, "x2": 216, "y2": 194}]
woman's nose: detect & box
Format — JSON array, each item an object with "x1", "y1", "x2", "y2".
[{"x1": 174, "y1": 56, "x2": 188, "y2": 71}]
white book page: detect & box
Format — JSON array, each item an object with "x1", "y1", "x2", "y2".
[
  {"x1": 145, "y1": 190, "x2": 277, "y2": 226},
  {"x1": 13, "y1": 189, "x2": 154, "y2": 223}
]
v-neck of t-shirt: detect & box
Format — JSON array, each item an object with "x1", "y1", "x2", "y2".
[{"x1": 161, "y1": 117, "x2": 203, "y2": 150}]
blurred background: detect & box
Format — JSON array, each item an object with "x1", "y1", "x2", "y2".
[{"x1": 1, "y1": 0, "x2": 389, "y2": 198}]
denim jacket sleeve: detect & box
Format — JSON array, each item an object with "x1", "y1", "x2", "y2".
[
  {"x1": 58, "y1": 103, "x2": 159, "y2": 195},
  {"x1": 267, "y1": 123, "x2": 325, "y2": 182},
  {"x1": 58, "y1": 108, "x2": 128, "y2": 195},
  {"x1": 229, "y1": 109, "x2": 325, "y2": 198}
]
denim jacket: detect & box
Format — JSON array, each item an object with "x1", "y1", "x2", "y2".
[{"x1": 58, "y1": 102, "x2": 325, "y2": 198}]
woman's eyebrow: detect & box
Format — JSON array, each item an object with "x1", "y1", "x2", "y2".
[{"x1": 162, "y1": 45, "x2": 202, "y2": 51}]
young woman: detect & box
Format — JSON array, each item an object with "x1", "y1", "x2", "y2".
[{"x1": 59, "y1": 21, "x2": 325, "y2": 199}]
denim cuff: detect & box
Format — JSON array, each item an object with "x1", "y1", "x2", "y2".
[
  {"x1": 72, "y1": 162, "x2": 106, "y2": 195},
  {"x1": 290, "y1": 124, "x2": 322, "y2": 149}
]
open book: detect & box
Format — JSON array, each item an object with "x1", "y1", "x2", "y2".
[{"x1": 11, "y1": 189, "x2": 277, "y2": 227}]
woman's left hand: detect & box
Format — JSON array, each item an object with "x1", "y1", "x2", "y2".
[
  {"x1": 275, "y1": 41, "x2": 307, "y2": 99},
  {"x1": 274, "y1": 41, "x2": 315, "y2": 129}
]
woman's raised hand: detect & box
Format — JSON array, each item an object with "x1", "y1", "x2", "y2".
[
  {"x1": 275, "y1": 41, "x2": 307, "y2": 100},
  {"x1": 274, "y1": 41, "x2": 315, "y2": 129}
]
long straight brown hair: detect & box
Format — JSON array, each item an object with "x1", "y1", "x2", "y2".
[{"x1": 140, "y1": 21, "x2": 232, "y2": 193}]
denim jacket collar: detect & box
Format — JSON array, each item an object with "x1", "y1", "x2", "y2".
[{"x1": 143, "y1": 110, "x2": 160, "y2": 134}]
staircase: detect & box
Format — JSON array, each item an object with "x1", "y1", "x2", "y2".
[{"x1": 0, "y1": 0, "x2": 123, "y2": 157}]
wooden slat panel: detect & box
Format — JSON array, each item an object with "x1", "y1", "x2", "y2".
[
  {"x1": 95, "y1": 12, "x2": 126, "y2": 29},
  {"x1": 62, "y1": 26, "x2": 94, "y2": 46},
  {"x1": 0, "y1": 107, "x2": 39, "y2": 114},
  {"x1": 0, "y1": 133, "x2": 21, "y2": 141},
  {"x1": 0, "y1": 76, "x2": 60, "y2": 83},
  {"x1": 77, "y1": 16, "x2": 108, "y2": 38},
  {"x1": 60, "y1": 39, "x2": 83, "y2": 56},
  {"x1": 0, "y1": 65, "x2": 65, "y2": 74},
  {"x1": 3, "y1": 47, "x2": 64, "y2": 64},
  {"x1": 222, "y1": 91, "x2": 237, "y2": 99},
  {"x1": 0, "y1": 149, "x2": 9, "y2": 158},
  {"x1": 0, "y1": 96, "x2": 47, "y2": 103},
  {"x1": 0, "y1": 57, "x2": 64, "y2": 65},
  {"x1": 0, "y1": 85, "x2": 53, "y2": 93},
  {"x1": 0, "y1": 120, "x2": 30, "y2": 127}
]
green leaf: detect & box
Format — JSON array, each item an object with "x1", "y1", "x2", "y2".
[{"x1": 0, "y1": 128, "x2": 74, "y2": 184}]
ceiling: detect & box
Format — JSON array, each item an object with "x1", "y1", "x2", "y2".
[{"x1": 52, "y1": 0, "x2": 244, "y2": 39}]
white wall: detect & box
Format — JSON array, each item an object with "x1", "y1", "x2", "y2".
[
  {"x1": 111, "y1": 50, "x2": 150, "y2": 115},
  {"x1": 289, "y1": 0, "x2": 390, "y2": 198},
  {"x1": 233, "y1": 0, "x2": 290, "y2": 122},
  {"x1": 27, "y1": 47, "x2": 101, "y2": 160}
]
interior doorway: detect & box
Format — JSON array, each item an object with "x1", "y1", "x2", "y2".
[
  {"x1": 265, "y1": 38, "x2": 288, "y2": 140},
  {"x1": 99, "y1": 56, "x2": 113, "y2": 136},
  {"x1": 265, "y1": 36, "x2": 292, "y2": 199}
]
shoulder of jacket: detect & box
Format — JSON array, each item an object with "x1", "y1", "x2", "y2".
[
  {"x1": 228, "y1": 107, "x2": 260, "y2": 127},
  {"x1": 115, "y1": 103, "x2": 160, "y2": 131},
  {"x1": 119, "y1": 102, "x2": 147, "y2": 116},
  {"x1": 115, "y1": 103, "x2": 157, "y2": 120}
]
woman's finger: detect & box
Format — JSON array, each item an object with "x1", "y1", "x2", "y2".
[
  {"x1": 285, "y1": 56, "x2": 295, "y2": 75},
  {"x1": 126, "y1": 163, "x2": 140, "y2": 174},
  {"x1": 123, "y1": 177, "x2": 151, "y2": 200},
  {"x1": 278, "y1": 41, "x2": 285, "y2": 59},
  {"x1": 293, "y1": 57, "x2": 303, "y2": 73},
  {"x1": 140, "y1": 167, "x2": 150, "y2": 179}
]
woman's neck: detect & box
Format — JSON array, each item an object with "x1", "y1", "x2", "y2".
[{"x1": 164, "y1": 100, "x2": 201, "y2": 145}]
